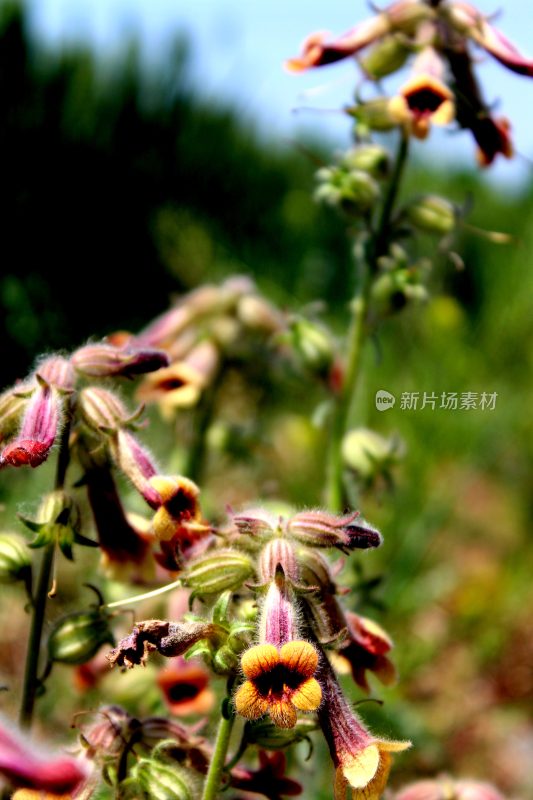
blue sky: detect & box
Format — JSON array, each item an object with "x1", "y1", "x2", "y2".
[{"x1": 25, "y1": 0, "x2": 533, "y2": 187}]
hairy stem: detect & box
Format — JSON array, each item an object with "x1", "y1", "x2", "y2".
[
  {"x1": 201, "y1": 697, "x2": 235, "y2": 800},
  {"x1": 19, "y1": 407, "x2": 72, "y2": 730},
  {"x1": 184, "y1": 366, "x2": 223, "y2": 485},
  {"x1": 325, "y1": 133, "x2": 409, "y2": 512}
]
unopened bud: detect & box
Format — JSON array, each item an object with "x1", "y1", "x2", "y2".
[
  {"x1": 0, "y1": 380, "x2": 61, "y2": 468},
  {"x1": 406, "y1": 195, "x2": 456, "y2": 235},
  {"x1": 72, "y1": 343, "x2": 169, "y2": 379},
  {"x1": 213, "y1": 644, "x2": 240, "y2": 673},
  {"x1": 108, "y1": 431, "x2": 160, "y2": 509},
  {"x1": 387, "y1": 0, "x2": 435, "y2": 34},
  {"x1": 316, "y1": 168, "x2": 380, "y2": 215},
  {"x1": 231, "y1": 508, "x2": 277, "y2": 541},
  {"x1": 371, "y1": 269, "x2": 428, "y2": 315},
  {"x1": 296, "y1": 548, "x2": 335, "y2": 593},
  {"x1": 245, "y1": 718, "x2": 317, "y2": 750},
  {"x1": 258, "y1": 538, "x2": 298, "y2": 584},
  {"x1": 0, "y1": 534, "x2": 32, "y2": 586},
  {"x1": 346, "y1": 98, "x2": 400, "y2": 133},
  {"x1": 288, "y1": 509, "x2": 382, "y2": 550},
  {"x1": 359, "y1": 34, "x2": 410, "y2": 79},
  {"x1": 183, "y1": 549, "x2": 255, "y2": 597},
  {"x1": 48, "y1": 609, "x2": 114, "y2": 665},
  {"x1": 130, "y1": 756, "x2": 194, "y2": 800},
  {"x1": 342, "y1": 144, "x2": 390, "y2": 178},
  {"x1": 0, "y1": 387, "x2": 30, "y2": 443},
  {"x1": 287, "y1": 318, "x2": 334, "y2": 376},
  {"x1": 237, "y1": 294, "x2": 284, "y2": 334},
  {"x1": 36, "y1": 355, "x2": 75, "y2": 391},
  {"x1": 342, "y1": 427, "x2": 404, "y2": 481},
  {"x1": 78, "y1": 387, "x2": 136, "y2": 433}
]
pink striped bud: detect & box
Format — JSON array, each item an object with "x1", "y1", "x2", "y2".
[
  {"x1": 288, "y1": 509, "x2": 382, "y2": 551},
  {"x1": 258, "y1": 538, "x2": 299, "y2": 584},
  {"x1": 0, "y1": 378, "x2": 61, "y2": 468},
  {"x1": 72, "y1": 343, "x2": 168, "y2": 378},
  {"x1": 107, "y1": 430, "x2": 160, "y2": 508},
  {"x1": 78, "y1": 387, "x2": 138, "y2": 433},
  {"x1": 36, "y1": 355, "x2": 75, "y2": 391}
]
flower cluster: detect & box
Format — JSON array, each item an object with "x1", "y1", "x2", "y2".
[
  {"x1": 288, "y1": 0, "x2": 533, "y2": 165},
  {"x1": 0, "y1": 342, "x2": 217, "y2": 580},
  {"x1": 110, "y1": 506, "x2": 411, "y2": 797}
]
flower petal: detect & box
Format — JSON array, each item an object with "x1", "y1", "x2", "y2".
[
  {"x1": 286, "y1": 15, "x2": 390, "y2": 72},
  {"x1": 279, "y1": 641, "x2": 318, "y2": 677},
  {"x1": 342, "y1": 743, "x2": 380, "y2": 790},
  {"x1": 268, "y1": 700, "x2": 298, "y2": 729},
  {"x1": 241, "y1": 644, "x2": 280, "y2": 679},
  {"x1": 290, "y1": 677, "x2": 322, "y2": 712},
  {"x1": 234, "y1": 681, "x2": 269, "y2": 720}
]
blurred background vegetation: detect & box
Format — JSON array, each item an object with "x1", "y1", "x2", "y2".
[{"x1": 0, "y1": 1, "x2": 532, "y2": 797}]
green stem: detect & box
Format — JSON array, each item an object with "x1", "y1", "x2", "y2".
[
  {"x1": 325, "y1": 133, "x2": 409, "y2": 512},
  {"x1": 184, "y1": 365, "x2": 223, "y2": 485},
  {"x1": 19, "y1": 409, "x2": 72, "y2": 730},
  {"x1": 201, "y1": 698, "x2": 235, "y2": 800}
]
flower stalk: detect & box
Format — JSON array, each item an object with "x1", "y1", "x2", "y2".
[
  {"x1": 19, "y1": 406, "x2": 72, "y2": 730},
  {"x1": 326, "y1": 132, "x2": 409, "y2": 511},
  {"x1": 200, "y1": 697, "x2": 235, "y2": 800}
]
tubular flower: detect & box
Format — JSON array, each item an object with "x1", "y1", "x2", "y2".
[
  {"x1": 0, "y1": 378, "x2": 62, "y2": 468},
  {"x1": 146, "y1": 476, "x2": 211, "y2": 570},
  {"x1": 84, "y1": 464, "x2": 153, "y2": 581},
  {"x1": 289, "y1": 1, "x2": 533, "y2": 165},
  {"x1": 230, "y1": 751, "x2": 302, "y2": 799},
  {"x1": 317, "y1": 652, "x2": 409, "y2": 800},
  {"x1": 338, "y1": 612, "x2": 397, "y2": 693},
  {"x1": 235, "y1": 572, "x2": 322, "y2": 728},
  {"x1": 137, "y1": 340, "x2": 219, "y2": 416},
  {"x1": 0, "y1": 718, "x2": 86, "y2": 795},
  {"x1": 286, "y1": 1, "x2": 433, "y2": 72},
  {"x1": 389, "y1": 72, "x2": 454, "y2": 139}
]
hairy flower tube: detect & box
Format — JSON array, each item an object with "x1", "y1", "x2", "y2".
[
  {"x1": 0, "y1": 378, "x2": 61, "y2": 468},
  {"x1": 234, "y1": 571, "x2": 322, "y2": 728},
  {"x1": 0, "y1": 718, "x2": 86, "y2": 795},
  {"x1": 316, "y1": 652, "x2": 410, "y2": 800}
]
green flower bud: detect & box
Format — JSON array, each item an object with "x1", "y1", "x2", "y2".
[
  {"x1": 288, "y1": 318, "x2": 334, "y2": 376},
  {"x1": 342, "y1": 145, "x2": 390, "y2": 179},
  {"x1": 226, "y1": 621, "x2": 255, "y2": 654},
  {"x1": 213, "y1": 644, "x2": 240, "y2": 674},
  {"x1": 359, "y1": 34, "x2": 410, "y2": 79},
  {"x1": 0, "y1": 385, "x2": 32, "y2": 443},
  {"x1": 245, "y1": 718, "x2": 318, "y2": 750},
  {"x1": 182, "y1": 550, "x2": 255, "y2": 598},
  {"x1": 130, "y1": 756, "x2": 195, "y2": 800},
  {"x1": 47, "y1": 608, "x2": 115, "y2": 665},
  {"x1": 342, "y1": 428, "x2": 404, "y2": 481},
  {"x1": 406, "y1": 195, "x2": 456, "y2": 235},
  {"x1": 0, "y1": 534, "x2": 32, "y2": 587},
  {"x1": 78, "y1": 386, "x2": 144, "y2": 434},
  {"x1": 339, "y1": 170, "x2": 381, "y2": 214},
  {"x1": 346, "y1": 98, "x2": 400, "y2": 133}
]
